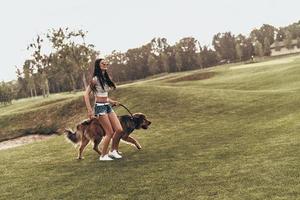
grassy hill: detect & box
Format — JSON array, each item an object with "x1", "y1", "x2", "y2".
[{"x1": 1, "y1": 54, "x2": 300, "y2": 199}]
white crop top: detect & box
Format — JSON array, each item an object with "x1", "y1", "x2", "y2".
[{"x1": 92, "y1": 76, "x2": 111, "y2": 97}]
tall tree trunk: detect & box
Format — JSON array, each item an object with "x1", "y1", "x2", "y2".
[
  {"x1": 56, "y1": 83, "x2": 61, "y2": 93},
  {"x1": 41, "y1": 72, "x2": 50, "y2": 97},
  {"x1": 45, "y1": 78, "x2": 50, "y2": 97},
  {"x1": 50, "y1": 83, "x2": 55, "y2": 94},
  {"x1": 42, "y1": 87, "x2": 46, "y2": 98},
  {"x1": 70, "y1": 74, "x2": 76, "y2": 92},
  {"x1": 30, "y1": 88, "x2": 33, "y2": 98},
  {"x1": 82, "y1": 72, "x2": 87, "y2": 89},
  {"x1": 34, "y1": 85, "x2": 37, "y2": 97}
]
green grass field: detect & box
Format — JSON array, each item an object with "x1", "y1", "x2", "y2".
[{"x1": 1, "y1": 54, "x2": 300, "y2": 199}]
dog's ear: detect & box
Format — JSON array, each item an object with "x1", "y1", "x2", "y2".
[
  {"x1": 133, "y1": 113, "x2": 145, "y2": 129},
  {"x1": 138, "y1": 115, "x2": 145, "y2": 125},
  {"x1": 64, "y1": 128, "x2": 74, "y2": 134}
]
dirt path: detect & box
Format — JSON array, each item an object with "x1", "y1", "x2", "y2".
[{"x1": 0, "y1": 134, "x2": 57, "y2": 151}]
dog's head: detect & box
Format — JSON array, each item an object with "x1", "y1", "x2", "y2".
[{"x1": 133, "y1": 113, "x2": 151, "y2": 130}]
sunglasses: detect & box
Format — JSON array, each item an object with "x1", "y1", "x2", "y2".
[{"x1": 101, "y1": 62, "x2": 109, "y2": 66}]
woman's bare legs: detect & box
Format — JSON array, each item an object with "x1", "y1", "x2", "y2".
[
  {"x1": 97, "y1": 115, "x2": 114, "y2": 156},
  {"x1": 108, "y1": 112, "x2": 123, "y2": 151}
]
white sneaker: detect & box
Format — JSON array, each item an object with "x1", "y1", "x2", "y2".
[
  {"x1": 108, "y1": 150, "x2": 122, "y2": 159},
  {"x1": 99, "y1": 154, "x2": 114, "y2": 161}
]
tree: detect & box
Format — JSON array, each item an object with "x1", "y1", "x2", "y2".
[
  {"x1": 23, "y1": 59, "x2": 37, "y2": 97},
  {"x1": 27, "y1": 35, "x2": 50, "y2": 97},
  {"x1": 283, "y1": 20, "x2": 300, "y2": 39},
  {"x1": 147, "y1": 54, "x2": 159, "y2": 75},
  {"x1": 174, "y1": 37, "x2": 200, "y2": 70},
  {"x1": 212, "y1": 32, "x2": 237, "y2": 62},
  {"x1": 0, "y1": 82, "x2": 13, "y2": 105},
  {"x1": 297, "y1": 37, "x2": 300, "y2": 48},
  {"x1": 124, "y1": 43, "x2": 152, "y2": 80},
  {"x1": 148, "y1": 38, "x2": 170, "y2": 73},
  {"x1": 160, "y1": 52, "x2": 169, "y2": 72},
  {"x1": 284, "y1": 31, "x2": 293, "y2": 49},
  {"x1": 235, "y1": 34, "x2": 254, "y2": 61},
  {"x1": 174, "y1": 51, "x2": 183, "y2": 72},
  {"x1": 235, "y1": 43, "x2": 242, "y2": 61},
  {"x1": 263, "y1": 37, "x2": 271, "y2": 56},
  {"x1": 15, "y1": 67, "x2": 28, "y2": 99},
  {"x1": 105, "y1": 50, "x2": 128, "y2": 83},
  {"x1": 250, "y1": 24, "x2": 277, "y2": 46},
  {"x1": 47, "y1": 28, "x2": 97, "y2": 91},
  {"x1": 150, "y1": 37, "x2": 169, "y2": 55},
  {"x1": 254, "y1": 41, "x2": 264, "y2": 57},
  {"x1": 199, "y1": 46, "x2": 218, "y2": 67},
  {"x1": 67, "y1": 31, "x2": 97, "y2": 89},
  {"x1": 276, "y1": 28, "x2": 285, "y2": 41}
]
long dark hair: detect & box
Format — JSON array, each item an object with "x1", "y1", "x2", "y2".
[{"x1": 92, "y1": 58, "x2": 116, "y2": 91}]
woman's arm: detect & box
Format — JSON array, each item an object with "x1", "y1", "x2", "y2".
[
  {"x1": 108, "y1": 98, "x2": 119, "y2": 106},
  {"x1": 84, "y1": 85, "x2": 94, "y2": 118}
]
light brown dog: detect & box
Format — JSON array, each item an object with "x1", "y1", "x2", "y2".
[{"x1": 65, "y1": 118, "x2": 104, "y2": 159}]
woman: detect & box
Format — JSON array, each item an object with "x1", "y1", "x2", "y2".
[{"x1": 84, "y1": 58, "x2": 123, "y2": 161}]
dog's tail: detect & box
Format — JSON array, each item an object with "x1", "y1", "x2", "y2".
[{"x1": 64, "y1": 128, "x2": 80, "y2": 144}]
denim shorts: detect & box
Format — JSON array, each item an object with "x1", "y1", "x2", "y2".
[{"x1": 94, "y1": 103, "x2": 114, "y2": 116}]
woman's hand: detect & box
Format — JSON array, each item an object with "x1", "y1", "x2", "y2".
[
  {"x1": 87, "y1": 108, "x2": 94, "y2": 119},
  {"x1": 110, "y1": 100, "x2": 120, "y2": 106}
]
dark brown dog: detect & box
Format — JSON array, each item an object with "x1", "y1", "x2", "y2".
[
  {"x1": 117, "y1": 113, "x2": 151, "y2": 150},
  {"x1": 65, "y1": 113, "x2": 151, "y2": 159}
]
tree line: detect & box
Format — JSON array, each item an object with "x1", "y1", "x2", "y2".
[
  {"x1": 14, "y1": 28, "x2": 97, "y2": 99},
  {"x1": 1, "y1": 20, "x2": 300, "y2": 103}
]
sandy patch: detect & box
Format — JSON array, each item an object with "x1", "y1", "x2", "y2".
[
  {"x1": 0, "y1": 134, "x2": 57, "y2": 151},
  {"x1": 230, "y1": 56, "x2": 300, "y2": 70}
]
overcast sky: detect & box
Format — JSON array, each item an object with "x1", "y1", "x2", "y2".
[{"x1": 0, "y1": 0, "x2": 299, "y2": 82}]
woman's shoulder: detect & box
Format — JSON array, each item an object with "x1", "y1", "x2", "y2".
[{"x1": 92, "y1": 76, "x2": 98, "y2": 83}]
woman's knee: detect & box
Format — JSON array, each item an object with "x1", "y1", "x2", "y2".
[
  {"x1": 115, "y1": 127, "x2": 123, "y2": 135},
  {"x1": 97, "y1": 116, "x2": 114, "y2": 137},
  {"x1": 104, "y1": 129, "x2": 114, "y2": 137},
  {"x1": 102, "y1": 125, "x2": 114, "y2": 137}
]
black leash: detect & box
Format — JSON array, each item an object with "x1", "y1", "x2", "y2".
[
  {"x1": 114, "y1": 103, "x2": 139, "y2": 129},
  {"x1": 117, "y1": 103, "x2": 134, "y2": 118}
]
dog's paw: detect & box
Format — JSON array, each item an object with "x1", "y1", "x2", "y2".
[
  {"x1": 77, "y1": 157, "x2": 84, "y2": 160},
  {"x1": 136, "y1": 145, "x2": 142, "y2": 150}
]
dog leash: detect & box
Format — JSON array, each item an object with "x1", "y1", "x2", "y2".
[
  {"x1": 115, "y1": 103, "x2": 140, "y2": 129},
  {"x1": 117, "y1": 103, "x2": 134, "y2": 118}
]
